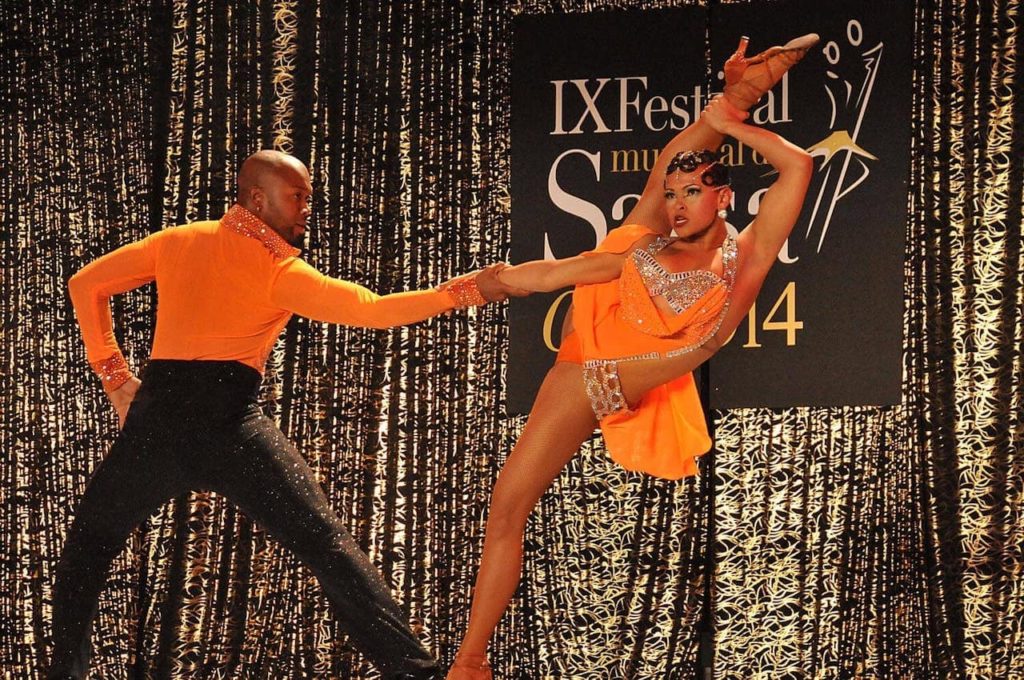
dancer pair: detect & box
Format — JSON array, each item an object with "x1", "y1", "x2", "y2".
[{"x1": 51, "y1": 30, "x2": 817, "y2": 680}]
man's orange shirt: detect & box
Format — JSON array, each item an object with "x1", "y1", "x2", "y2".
[{"x1": 69, "y1": 204, "x2": 457, "y2": 390}]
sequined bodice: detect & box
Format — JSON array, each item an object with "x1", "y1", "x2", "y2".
[
  {"x1": 634, "y1": 236, "x2": 737, "y2": 313},
  {"x1": 618, "y1": 234, "x2": 737, "y2": 339}
]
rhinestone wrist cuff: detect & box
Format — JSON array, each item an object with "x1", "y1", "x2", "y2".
[
  {"x1": 91, "y1": 353, "x2": 132, "y2": 392},
  {"x1": 442, "y1": 277, "x2": 488, "y2": 308}
]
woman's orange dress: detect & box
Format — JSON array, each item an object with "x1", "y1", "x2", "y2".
[{"x1": 557, "y1": 224, "x2": 737, "y2": 480}]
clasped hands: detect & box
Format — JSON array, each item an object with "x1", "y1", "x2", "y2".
[{"x1": 444, "y1": 263, "x2": 530, "y2": 303}]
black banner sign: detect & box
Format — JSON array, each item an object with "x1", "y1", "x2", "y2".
[{"x1": 509, "y1": 0, "x2": 912, "y2": 413}]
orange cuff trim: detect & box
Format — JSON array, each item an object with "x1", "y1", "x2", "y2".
[
  {"x1": 91, "y1": 353, "x2": 133, "y2": 392},
  {"x1": 441, "y1": 277, "x2": 487, "y2": 308}
]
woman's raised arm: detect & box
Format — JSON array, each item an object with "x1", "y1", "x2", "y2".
[{"x1": 616, "y1": 97, "x2": 813, "y2": 403}]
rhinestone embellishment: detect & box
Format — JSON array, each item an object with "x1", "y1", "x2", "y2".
[
  {"x1": 617, "y1": 234, "x2": 738, "y2": 354},
  {"x1": 583, "y1": 353, "x2": 659, "y2": 420},
  {"x1": 440, "y1": 276, "x2": 488, "y2": 308},
  {"x1": 633, "y1": 235, "x2": 737, "y2": 314},
  {"x1": 222, "y1": 204, "x2": 300, "y2": 261},
  {"x1": 92, "y1": 352, "x2": 132, "y2": 391}
]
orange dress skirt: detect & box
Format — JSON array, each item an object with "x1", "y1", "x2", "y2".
[{"x1": 556, "y1": 224, "x2": 736, "y2": 480}]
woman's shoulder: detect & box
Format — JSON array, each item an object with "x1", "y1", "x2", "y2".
[{"x1": 593, "y1": 223, "x2": 662, "y2": 255}]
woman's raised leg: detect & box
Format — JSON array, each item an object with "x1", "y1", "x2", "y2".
[{"x1": 620, "y1": 34, "x2": 817, "y2": 233}]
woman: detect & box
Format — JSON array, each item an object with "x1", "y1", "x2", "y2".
[{"x1": 449, "y1": 35, "x2": 818, "y2": 678}]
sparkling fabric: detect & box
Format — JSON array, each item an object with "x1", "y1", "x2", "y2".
[
  {"x1": 48, "y1": 360, "x2": 438, "y2": 680},
  {"x1": 635, "y1": 235, "x2": 737, "y2": 314},
  {"x1": 582, "y1": 359, "x2": 630, "y2": 420},
  {"x1": 582, "y1": 350, "x2": 662, "y2": 420},
  {"x1": 580, "y1": 225, "x2": 735, "y2": 366},
  {"x1": 221, "y1": 203, "x2": 301, "y2": 261},
  {"x1": 89, "y1": 352, "x2": 133, "y2": 392},
  {"x1": 619, "y1": 234, "x2": 737, "y2": 348},
  {"x1": 439, "y1": 276, "x2": 487, "y2": 308}
]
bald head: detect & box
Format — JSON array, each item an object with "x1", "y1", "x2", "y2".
[
  {"x1": 236, "y1": 150, "x2": 312, "y2": 246},
  {"x1": 237, "y1": 150, "x2": 309, "y2": 203}
]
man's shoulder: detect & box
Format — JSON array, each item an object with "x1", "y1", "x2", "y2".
[
  {"x1": 176, "y1": 219, "x2": 221, "y2": 234},
  {"x1": 149, "y1": 219, "x2": 220, "y2": 243}
]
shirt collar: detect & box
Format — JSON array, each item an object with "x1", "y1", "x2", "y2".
[{"x1": 221, "y1": 203, "x2": 300, "y2": 261}]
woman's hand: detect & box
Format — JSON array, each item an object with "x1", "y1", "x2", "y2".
[
  {"x1": 701, "y1": 95, "x2": 747, "y2": 135},
  {"x1": 107, "y1": 376, "x2": 141, "y2": 429}
]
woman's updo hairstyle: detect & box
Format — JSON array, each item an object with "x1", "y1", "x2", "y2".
[{"x1": 665, "y1": 149, "x2": 730, "y2": 187}]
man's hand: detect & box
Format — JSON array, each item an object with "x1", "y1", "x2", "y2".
[
  {"x1": 107, "y1": 376, "x2": 141, "y2": 429},
  {"x1": 475, "y1": 263, "x2": 531, "y2": 302}
]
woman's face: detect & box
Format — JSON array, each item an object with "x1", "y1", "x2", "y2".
[{"x1": 663, "y1": 167, "x2": 729, "y2": 238}]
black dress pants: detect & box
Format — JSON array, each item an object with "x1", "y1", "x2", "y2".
[{"x1": 48, "y1": 360, "x2": 437, "y2": 679}]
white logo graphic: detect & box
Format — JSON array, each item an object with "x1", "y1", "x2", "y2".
[{"x1": 805, "y1": 19, "x2": 881, "y2": 254}]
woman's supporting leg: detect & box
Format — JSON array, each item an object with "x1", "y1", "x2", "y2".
[{"x1": 451, "y1": 362, "x2": 597, "y2": 671}]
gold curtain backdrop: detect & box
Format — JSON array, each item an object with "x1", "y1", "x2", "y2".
[{"x1": 1, "y1": 0, "x2": 1021, "y2": 678}]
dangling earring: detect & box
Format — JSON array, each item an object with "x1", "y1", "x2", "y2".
[{"x1": 718, "y1": 208, "x2": 728, "y2": 219}]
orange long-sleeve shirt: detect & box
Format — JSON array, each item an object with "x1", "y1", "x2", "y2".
[{"x1": 69, "y1": 204, "x2": 459, "y2": 390}]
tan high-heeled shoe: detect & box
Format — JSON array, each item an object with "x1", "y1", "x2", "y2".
[
  {"x1": 724, "y1": 33, "x2": 820, "y2": 110},
  {"x1": 446, "y1": 653, "x2": 493, "y2": 680}
]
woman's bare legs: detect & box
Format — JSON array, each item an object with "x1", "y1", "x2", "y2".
[{"x1": 449, "y1": 362, "x2": 596, "y2": 675}]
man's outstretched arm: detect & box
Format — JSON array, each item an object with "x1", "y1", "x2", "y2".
[{"x1": 269, "y1": 260, "x2": 525, "y2": 328}]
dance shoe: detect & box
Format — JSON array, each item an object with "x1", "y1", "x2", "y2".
[{"x1": 723, "y1": 33, "x2": 820, "y2": 110}]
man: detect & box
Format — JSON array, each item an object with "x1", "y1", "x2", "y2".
[{"x1": 50, "y1": 150, "x2": 518, "y2": 679}]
